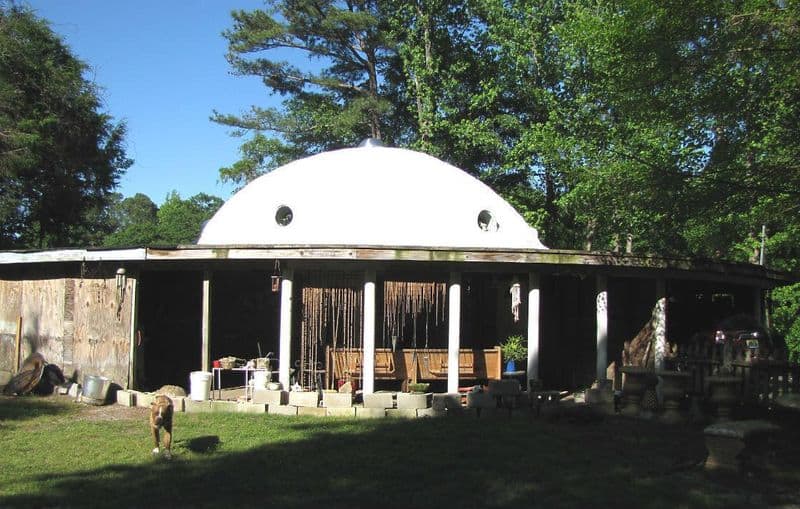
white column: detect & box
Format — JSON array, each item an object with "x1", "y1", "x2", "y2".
[
  {"x1": 654, "y1": 278, "x2": 667, "y2": 371},
  {"x1": 362, "y1": 270, "x2": 376, "y2": 394},
  {"x1": 596, "y1": 275, "x2": 608, "y2": 384},
  {"x1": 447, "y1": 272, "x2": 461, "y2": 394},
  {"x1": 201, "y1": 269, "x2": 211, "y2": 372},
  {"x1": 278, "y1": 268, "x2": 294, "y2": 389},
  {"x1": 527, "y1": 273, "x2": 541, "y2": 386}
]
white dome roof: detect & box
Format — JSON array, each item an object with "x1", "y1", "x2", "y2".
[{"x1": 198, "y1": 145, "x2": 546, "y2": 250}]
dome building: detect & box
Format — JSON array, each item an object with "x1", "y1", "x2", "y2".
[{"x1": 0, "y1": 141, "x2": 790, "y2": 406}]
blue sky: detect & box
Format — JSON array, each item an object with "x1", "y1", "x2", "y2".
[{"x1": 26, "y1": 0, "x2": 278, "y2": 205}]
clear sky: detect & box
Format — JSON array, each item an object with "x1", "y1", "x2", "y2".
[{"x1": 26, "y1": 0, "x2": 278, "y2": 205}]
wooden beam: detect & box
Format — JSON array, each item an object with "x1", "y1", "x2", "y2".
[{"x1": 14, "y1": 316, "x2": 21, "y2": 373}]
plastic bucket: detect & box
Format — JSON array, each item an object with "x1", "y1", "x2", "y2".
[
  {"x1": 253, "y1": 370, "x2": 270, "y2": 391},
  {"x1": 190, "y1": 371, "x2": 213, "y2": 401},
  {"x1": 82, "y1": 375, "x2": 111, "y2": 405}
]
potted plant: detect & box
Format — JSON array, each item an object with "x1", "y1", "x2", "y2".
[{"x1": 500, "y1": 334, "x2": 527, "y2": 372}]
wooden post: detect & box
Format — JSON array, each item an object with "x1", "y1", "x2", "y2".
[{"x1": 14, "y1": 316, "x2": 22, "y2": 373}]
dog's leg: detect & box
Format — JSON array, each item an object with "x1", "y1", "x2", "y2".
[
  {"x1": 162, "y1": 423, "x2": 172, "y2": 459},
  {"x1": 151, "y1": 425, "x2": 161, "y2": 455}
]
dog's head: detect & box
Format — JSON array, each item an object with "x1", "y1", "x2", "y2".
[{"x1": 151, "y1": 395, "x2": 173, "y2": 427}]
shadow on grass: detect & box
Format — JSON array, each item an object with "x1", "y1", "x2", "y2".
[
  {"x1": 1, "y1": 406, "x2": 799, "y2": 509},
  {"x1": 0, "y1": 395, "x2": 74, "y2": 426}
]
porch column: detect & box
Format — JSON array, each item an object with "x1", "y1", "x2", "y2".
[
  {"x1": 654, "y1": 278, "x2": 667, "y2": 371},
  {"x1": 201, "y1": 269, "x2": 211, "y2": 372},
  {"x1": 278, "y1": 268, "x2": 294, "y2": 389},
  {"x1": 447, "y1": 272, "x2": 461, "y2": 394},
  {"x1": 527, "y1": 272, "x2": 541, "y2": 386},
  {"x1": 362, "y1": 269, "x2": 376, "y2": 395},
  {"x1": 127, "y1": 275, "x2": 139, "y2": 389},
  {"x1": 596, "y1": 275, "x2": 608, "y2": 384}
]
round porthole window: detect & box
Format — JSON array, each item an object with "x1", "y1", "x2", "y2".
[
  {"x1": 477, "y1": 210, "x2": 498, "y2": 231},
  {"x1": 275, "y1": 205, "x2": 293, "y2": 226}
]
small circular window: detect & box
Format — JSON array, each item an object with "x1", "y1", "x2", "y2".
[
  {"x1": 275, "y1": 205, "x2": 293, "y2": 226},
  {"x1": 477, "y1": 210, "x2": 499, "y2": 231}
]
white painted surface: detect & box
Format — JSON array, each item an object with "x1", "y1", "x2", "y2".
[
  {"x1": 447, "y1": 273, "x2": 461, "y2": 393},
  {"x1": 596, "y1": 275, "x2": 608, "y2": 383},
  {"x1": 198, "y1": 146, "x2": 546, "y2": 250},
  {"x1": 279, "y1": 269, "x2": 294, "y2": 389},
  {"x1": 362, "y1": 270, "x2": 376, "y2": 395},
  {"x1": 527, "y1": 273, "x2": 540, "y2": 385}
]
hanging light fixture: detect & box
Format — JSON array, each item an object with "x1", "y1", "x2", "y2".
[
  {"x1": 271, "y1": 260, "x2": 281, "y2": 293},
  {"x1": 115, "y1": 267, "x2": 127, "y2": 290}
]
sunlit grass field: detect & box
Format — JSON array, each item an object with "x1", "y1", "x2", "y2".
[{"x1": 0, "y1": 395, "x2": 798, "y2": 509}]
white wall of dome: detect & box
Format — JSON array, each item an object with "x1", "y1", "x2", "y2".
[{"x1": 197, "y1": 144, "x2": 547, "y2": 250}]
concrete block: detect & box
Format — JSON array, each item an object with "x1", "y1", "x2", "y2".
[
  {"x1": 68, "y1": 383, "x2": 81, "y2": 398},
  {"x1": 386, "y1": 408, "x2": 418, "y2": 419},
  {"x1": 355, "y1": 407, "x2": 386, "y2": 418},
  {"x1": 252, "y1": 390, "x2": 288, "y2": 406},
  {"x1": 184, "y1": 399, "x2": 213, "y2": 413},
  {"x1": 396, "y1": 392, "x2": 431, "y2": 410},
  {"x1": 466, "y1": 391, "x2": 496, "y2": 409},
  {"x1": 432, "y1": 393, "x2": 461, "y2": 411},
  {"x1": 136, "y1": 392, "x2": 156, "y2": 408},
  {"x1": 269, "y1": 405, "x2": 298, "y2": 416},
  {"x1": 210, "y1": 400, "x2": 239, "y2": 413},
  {"x1": 363, "y1": 392, "x2": 395, "y2": 409},
  {"x1": 417, "y1": 407, "x2": 446, "y2": 418},
  {"x1": 169, "y1": 396, "x2": 186, "y2": 412},
  {"x1": 326, "y1": 407, "x2": 357, "y2": 417},
  {"x1": 488, "y1": 379, "x2": 521, "y2": 396},
  {"x1": 298, "y1": 406, "x2": 327, "y2": 417},
  {"x1": 116, "y1": 390, "x2": 135, "y2": 407},
  {"x1": 238, "y1": 403, "x2": 267, "y2": 414},
  {"x1": 288, "y1": 391, "x2": 320, "y2": 408},
  {"x1": 322, "y1": 392, "x2": 353, "y2": 408}
]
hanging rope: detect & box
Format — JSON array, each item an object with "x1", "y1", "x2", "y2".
[{"x1": 382, "y1": 281, "x2": 447, "y2": 348}]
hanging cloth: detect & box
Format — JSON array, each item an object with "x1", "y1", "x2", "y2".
[{"x1": 510, "y1": 282, "x2": 521, "y2": 323}]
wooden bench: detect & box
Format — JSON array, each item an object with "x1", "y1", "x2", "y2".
[{"x1": 703, "y1": 419, "x2": 779, "y2": 472}]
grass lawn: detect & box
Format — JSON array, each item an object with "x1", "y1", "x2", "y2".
[{"x1": 0, "y1": 394, "x2": 798, "y2": 509}]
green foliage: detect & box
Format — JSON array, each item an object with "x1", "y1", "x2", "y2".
[
  {"x1": 772, "y1": 283, "x2": 800, "y2": 363},
  {"x1": 0, "y1": 5, "x2": 131, "y2": 248},
  {"x1": 103, "y1": 193, "x2": 159, "y2": 247},
  {"x1": 500, "y1": 334, "x2": 527, "y2": 362},
  {"x1": 154, "y1": 192, "x2": 223, "y2": 245}
]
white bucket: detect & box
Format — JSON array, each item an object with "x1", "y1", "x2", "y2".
[
  {"x1": 253, "y1": 370, "x2": 270, "y2": 391},
  {"x1": 190, "y1": 371, "x2": 213, "y2": 401}
]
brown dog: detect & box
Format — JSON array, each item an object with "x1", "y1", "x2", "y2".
[{"x1": 149, "y1": 395, "x2": 174, "y2": 459}]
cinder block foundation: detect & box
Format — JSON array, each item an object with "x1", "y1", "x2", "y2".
[
  {"x1": 269, "y1": 405, "x2": 298, "y2": 416},
  {"x1": 184, "y1": 399, "x2": 213, "y2": 413},
  {"x1": 322, "y1": 392, "x2": 353, "y2": 408},
  {"x1": 238, "y1": 403, "x2": 267, "y2": 414},
  {"x1": 252, "y1": 390, "x2": 288, "y2": 406},
  {"x1": 298, "y1": 406, "x2": 327, "y2": 417},
  {"x1": 288, "y1": 391, "x2": 320, "y2": 408},
  {"x1": 396, "y1": 392, "x2": 430, "y2": 409},
  {"x1": 116, "y1": 390, "x2": 135, "y2": 407},
  {"x1": 326, "y1": 407, "x2": 357, "y2": 417},
  {"x1": 356, "y1": 407, "x2": 386, "y2": 418},
  {"x1": 363, "y1": 392, "x2": 395, "y2": 409}
]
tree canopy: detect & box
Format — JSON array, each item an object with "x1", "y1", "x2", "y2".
[
  {"x1": 217, "y1": 0, "x2": 800, "y2": 358},
  {"x1": 0, "y1": 5, "x2": 131, "y2": 248}
]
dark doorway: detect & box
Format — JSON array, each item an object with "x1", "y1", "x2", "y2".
[{"x1": 135, "y1": 270, "x2": 203, "y2": 392}]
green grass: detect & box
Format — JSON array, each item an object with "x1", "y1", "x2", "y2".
[{"x1": 0, "y1": 396, "x2": 798, "y2": 509}]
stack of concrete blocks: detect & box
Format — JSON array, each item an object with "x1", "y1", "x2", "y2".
[
  {"x1": 466, "y1": 390, "x2": 500, "y2": 417},
  {"x1": 360, "y1": 392, "x2": 393, "y2": 418},
  {"x1": 391, "y1": 392, "x2": 433, "y2": 418},
  {"x1": 431, "y1": 393, "x2": 463, "y2": 417},
  {"x1": 322, "y1": 391, "x2": 355, "y2": 417},
  {"x1": 487, "y1": 379, "x2": 524, "y2": 416},
  {"x1": 252, "y1": 389, "x2": 288, "y2": 414},
  {"x1": 286, "y1": 391, "x2": 323, "y2": 416}
]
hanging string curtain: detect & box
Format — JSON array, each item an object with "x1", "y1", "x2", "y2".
[
  {"x1": 300, "y1": 272, "x2": 363, "y2": 389},
  {"x1": 383, "y1": 280, "x2": 447, "y2": 348}
]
